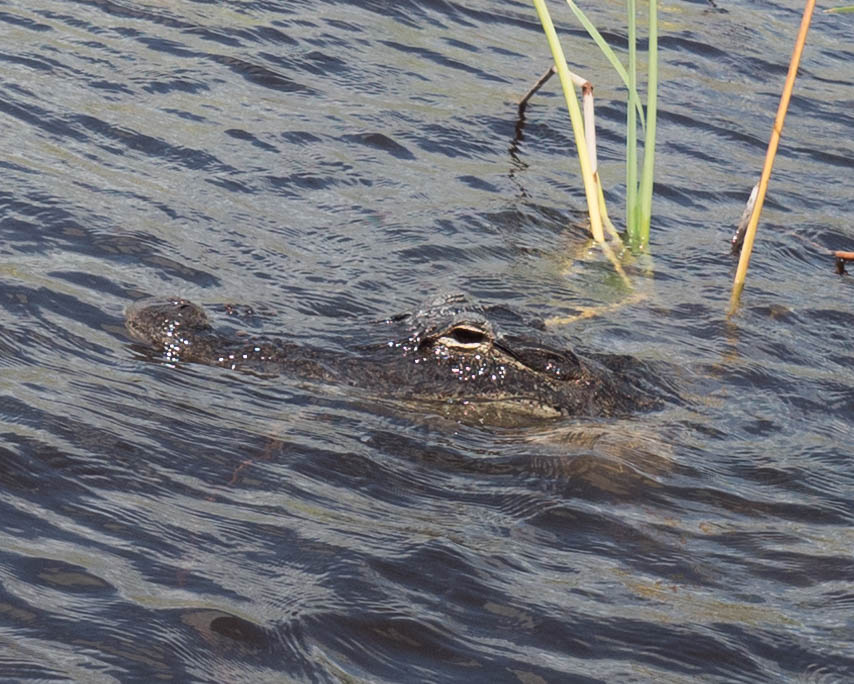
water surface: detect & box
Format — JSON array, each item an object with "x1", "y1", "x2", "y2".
[{"x1": 1, "y1": 0, "x2": 853, "y2": 681}]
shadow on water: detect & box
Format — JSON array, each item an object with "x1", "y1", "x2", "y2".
[{"x1": 1, "y1": 0, "x2": 853, "y2": 680}]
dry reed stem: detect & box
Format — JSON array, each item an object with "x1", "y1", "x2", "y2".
[
  {"x1": 544, "y1": 290, "x2": 647, "y2": 327},
  {"x1": 518, "y1": 65, "x2": 556, "y2": 114},
  {"x1": 729, "y1": 0, "x2": 816, "y2": 314}
]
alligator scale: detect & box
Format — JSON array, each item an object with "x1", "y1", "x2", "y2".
[{"x1": 126, "y1": 294, "x2": 646, "y2": 425}]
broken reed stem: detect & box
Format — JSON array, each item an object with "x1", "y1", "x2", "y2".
[
  {"x1": 518, "y1": 65, "x2": 556, "y2": 114},
  {"x1": 834, "y1": 250, "x2": 854, "y2": 275},
  {"x1": 521, "y1": 64, "x2": 618, "y2": 250},
  {"x1": 545, "y1": 290, "x2": 646, "y2": 327},
  {"x1": 517, "y1": 64, "x2": 627, "y2": 284},
  {"x1": 531, "y1": 0, "x2": 605, "y2": 244},
  {"x1": 729, "y1": 0, "x2": 816, "y2": 315},
  {"x1": 579, "y1": 79, "x2": 627, "y2": 253},
  {"x1": 581, "y1": 81, "x2": 597, "y2": 174}
]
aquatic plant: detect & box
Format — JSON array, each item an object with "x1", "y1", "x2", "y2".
[
  {"x1": 729, "y1": 0, "x2": 816, "y2": 313},
  {"x1": 530, "y1": 0, "x2": 658, "y2": 252}
]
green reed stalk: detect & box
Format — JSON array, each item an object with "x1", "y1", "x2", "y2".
[
  {"x1": 560, "y1": 0, "x2": 658, "y2": 251},
  {"x1": 564, "y1": 1, "x2": 646, "y2": 126},
  {"x1": 626, "y1": 0, "x2": 638, "y2": 242},
  {"x1": 531, "y1": 0, "x2": 605, "y2": 242},
  {"x1": 636, "y1": 0, "x2": 658, "y2": 250}
]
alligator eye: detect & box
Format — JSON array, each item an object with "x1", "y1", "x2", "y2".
[
  {"x1": 439, "y1": 324, "x2": 490, "y2": 349},
  {"x1": 450, "y1": 325, "x2": 485, "y2": 344}
]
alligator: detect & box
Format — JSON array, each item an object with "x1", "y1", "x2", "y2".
[{"x1": 125, "y1": 293, "x2": 650, "y2": 425}]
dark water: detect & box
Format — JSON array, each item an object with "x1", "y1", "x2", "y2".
[{"x1": 1, "y1": 0, "x2": 853, "y2": 680}]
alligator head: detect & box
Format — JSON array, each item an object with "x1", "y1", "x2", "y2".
[
  {"x1": 373, "y1": 293, "x2": 641, "y2": 422},
  {"x1": 126, "y1": 293, "x2": 645, "y2": 425}
]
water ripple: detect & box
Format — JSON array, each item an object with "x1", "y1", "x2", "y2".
[{"x1": 1, "y1": 0, "x2": 853, "y2": 680}]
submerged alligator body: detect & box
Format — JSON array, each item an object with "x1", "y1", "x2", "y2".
[{"x1": 126, "y1": 293, "x2": 648, "y2": 425}]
